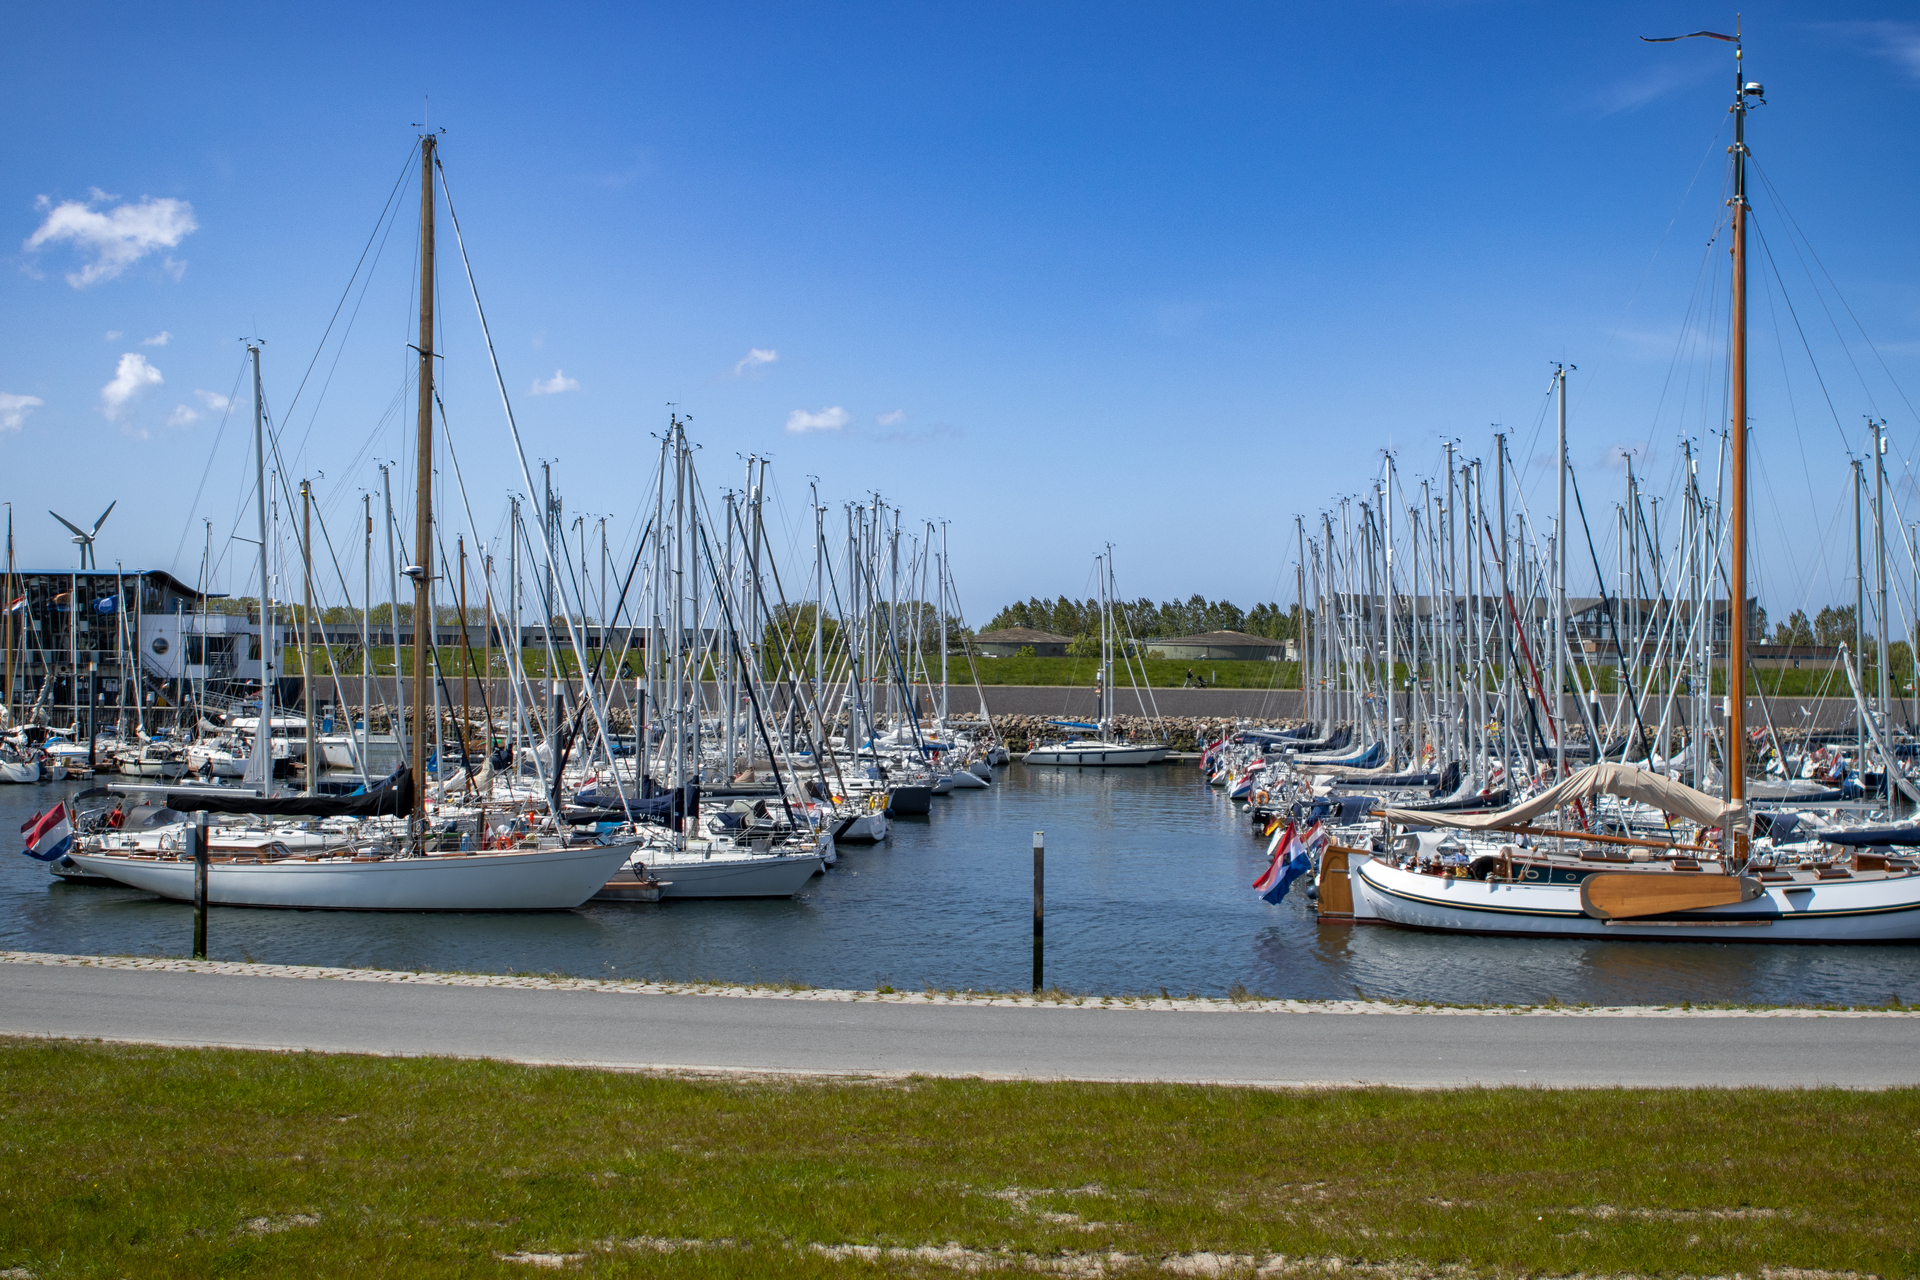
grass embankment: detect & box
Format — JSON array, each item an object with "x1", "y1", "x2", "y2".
[
  {"x1": 279, "y1": 647, "x2": 1891, "y2": 703},
  {"x1": 1, "y1": 1039, "x2": 1912, "y2": 1277}
]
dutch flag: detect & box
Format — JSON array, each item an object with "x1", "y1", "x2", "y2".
[
  {"x1": 1254, "y1": 819, "x2": 1318, "y2": 905},
  {"x1": 21, "y1": 803, "x2": 74, "y2": 862}
]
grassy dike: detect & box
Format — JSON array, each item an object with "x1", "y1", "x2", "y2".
[{"x1": 0, "y1": 1038, "x2": 1912, "y2": 1277}]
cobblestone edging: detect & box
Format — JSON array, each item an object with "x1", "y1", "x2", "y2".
[{"x1": 3, "y1": 950, "x2": 1913, "y2": 1018}]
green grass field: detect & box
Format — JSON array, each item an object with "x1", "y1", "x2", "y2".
[{"x1": 1, "y1": 1038, "x2": 1912, "y2": 1277}]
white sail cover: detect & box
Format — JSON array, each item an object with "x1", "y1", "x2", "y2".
[{"x1": 1378, "y1": 762, "x2": 1748, "y2": 832}]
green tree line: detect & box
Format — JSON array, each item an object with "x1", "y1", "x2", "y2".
[{"x1": 985, "y1": 595, "x2": 1300, "y2": 643}]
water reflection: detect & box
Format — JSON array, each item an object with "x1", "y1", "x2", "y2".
[{"x1": 3, "y1": 769, "x2": 1916, "y2": 1004}]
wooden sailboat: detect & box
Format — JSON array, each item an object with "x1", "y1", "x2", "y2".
[
  {"x1": 64, "y1": 135, "x2": 635, "y2": 911},
  {"x1": 1334, "y1": 29, "x2": 1920, "y2": 944}
]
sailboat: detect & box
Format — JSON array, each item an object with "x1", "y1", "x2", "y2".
[
  {"x1": 1332, "y1": 29, "x2": 1920, "y2": 944},
  {"x1": 63, "y1": 135, "x2": 635, "y2": 911},
  {"x1": 1025, "y1": 550, "x2": 1169, "y2": 767}
]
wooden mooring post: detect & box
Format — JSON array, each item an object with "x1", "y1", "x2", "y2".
[
  {"x1": 1032, "y1": 830, "x2": 1044, "y2": 992},
  {"x1": 191, "y1": 810, "x2": 209, "y2": 959}
]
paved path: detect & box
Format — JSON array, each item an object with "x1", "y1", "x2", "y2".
[{"x1": 4, "y1": 954, "x2": 1917, "y2": 1087}]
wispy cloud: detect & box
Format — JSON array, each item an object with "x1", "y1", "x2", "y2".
[
  {"x1": 1592, "y1": 61, "x2": 1709, "y2": 116},
  {"x1": 194, "y1": 389, "x2": 231, "y2": 411},
  {"x1": 142, "y1": 330, "x2": 170, "y2": 346},
  {"x1": 0, "y1": 393, "x2": 43, "y2": 433},
  {"x1": 100, "y1": 352, "x2": 162, "y2": 424},
  {"x1": 785, "y1": 405, "x2": 849, "y2": 434},
  {"x1": 877, "y1": 420, "x2": 962, "y2": 446},
  {"x1": 530, "y1": 369, "x2": 580, "y2": 395},
  {"x1": 24, "y1": 191, "x2": 197, "y2": 287},
  {"x1": 1600, "y1": 441, "x2": 1651, "y2": 471},
  {"x1": 733, "y1": 347, "x2": 778, "y2": 377},
  {"x1": 103, "y1": 330, "x2": 121, "y2": 341},
  {"x1": 1820, "y1": 20, "x2": 1920, "y2": 79},
  {"x1": 876, "y1": 408, "x2": 907, "y2": 426},
  {"x1": 167, "y1": 404, "x2": 199, "y2": 427}
]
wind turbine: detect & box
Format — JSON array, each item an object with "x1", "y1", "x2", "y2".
[{"x1": 49, "y1": 502, "x2": 114, "y2": 570}]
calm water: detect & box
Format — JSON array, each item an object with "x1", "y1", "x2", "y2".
[{"x1": 4, "y1": 766, "x2": 1917, "y2": 1005}]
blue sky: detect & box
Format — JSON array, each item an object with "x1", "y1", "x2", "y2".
[{"x1": 5, "y1": 3, "x2": 1919, "y2": 626}]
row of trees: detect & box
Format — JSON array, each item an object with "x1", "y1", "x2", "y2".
[
  {"x1": 985, "y1": 595, "x2": 1301, "y2": 642},
  {"x1": 205, "y1": 599, "x2": 480, "y2": 626}
]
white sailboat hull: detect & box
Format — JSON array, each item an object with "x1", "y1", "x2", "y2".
[
  {"x1": 0, "y1": 760, "x2": 41, "y2": 784},
  {"x1": 628, "y1": 852, "x2": 825, "y2": 899},
  {"x1": 833, "y1": 811, "x2": 889, "y2": 843},
  {"x1": 1353, "y1": 857, "x2": 1920, "y2": 943},
  {"x1": 65, "y1": 842, "x2": 636, "y2": 911},
  {"x1": 1025, "y1": 741, "x2": 1168, "y2": 767}
]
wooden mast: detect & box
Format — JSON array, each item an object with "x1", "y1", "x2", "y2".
[
  {"x1": 1727, "y1": 31, "x2": 1751, "y2": 819},
  {"x1": 411, "y1": 133, "x2": 437, "y2": 846}
]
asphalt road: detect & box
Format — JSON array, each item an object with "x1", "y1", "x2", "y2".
[{"x1": 4, "y1": 960, "x2": 1916, "y2": 1087}]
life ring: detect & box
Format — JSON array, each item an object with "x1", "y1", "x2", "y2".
[{"x1": 1254, "y1": 789, "x2": 1271, "y2": 806}]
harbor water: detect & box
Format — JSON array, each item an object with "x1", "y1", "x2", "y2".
[{"x1": 4, "y1": 764, "x2": 1917, "y2": 1006}]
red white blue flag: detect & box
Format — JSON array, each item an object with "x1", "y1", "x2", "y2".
[
  {"x1": 1254, "y1": 821, "x2": 1307, "y2": 904},
  {"x1": 21, "y1": 803, "x2": 74, "y2": 862}
]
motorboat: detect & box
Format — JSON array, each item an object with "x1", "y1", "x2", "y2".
[{"x1": 1026, "y1": 736, "x2": 1168, "y2": 767}]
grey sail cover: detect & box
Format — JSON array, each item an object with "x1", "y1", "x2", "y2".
[{"x1": 1377, "y1": 761, "x2": 1748, "y2": 832}]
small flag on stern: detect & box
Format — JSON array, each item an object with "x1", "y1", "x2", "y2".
[
  {"x1": 21, "y1": 803, "x2": 74, "y2": 862},
  {"x1": 1254, "y1": 821, "x2": 1315, "y2": 905}
]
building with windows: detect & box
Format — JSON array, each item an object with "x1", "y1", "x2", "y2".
[{"x1": 2, "y1": 569, "x2": 284, "y2": 726}]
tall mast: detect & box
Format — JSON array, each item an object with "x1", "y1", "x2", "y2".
[
  {"x1": 244, "y1": 342, "x2": 274, "y2": 792},
  {"x1": 1295, "y1": 516, "x2": 1308, "y2": 728},
  {"x1": 1873, "y1": 420, "x2": 1890, "y2": 742},
  {"x1": 4, "y1": 506, "x2": 12, "y2": 730},
  {"x1": 1382, "y1": 457, "x2": 1396, "y2": 766},
  {"x1": 938, "y1": 520, "x2": 949, "y2": 727},
  {"x1": 301, "y1": 478, "x2": 315, "y2": 796},
  {"x1": 362, "y1": 494, "x2": 372, "y2": 777},
  {"x1": 1854, "y1": 458, "x2": 1865, "y2": 752},
  {"x1": 1725, "y1": 30, "x2": 1753, "y2": 812},
  {"x1": 1554, "y1": 365, "x2": 1568, "y2": 780},
  {"x1": 381, "y1": 462, "x2": 405, "y2": 764},
  {"x1": 410, "y1": 132, "x2": 437, "y2": 844}
]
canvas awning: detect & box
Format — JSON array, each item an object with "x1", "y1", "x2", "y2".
[{"x1": 1377, "y1": 761, "x2": 1747, "y2": 832}]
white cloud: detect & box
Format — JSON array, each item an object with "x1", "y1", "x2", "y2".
[
  {"x1": 1822, "y1": 21, "x2": 1920, "y2": 79},
  {"x1": 193, "y1": 389, "x2": 231, "y2": 411},
  {"x1": 529, "y1": 369, "x2": 580, "y2": 395},
  {"x1": 732, "y1": 347, "x2": 778, "y2": 377},
  {"x1": 0, "y1": 393, "x2": 44, "y2": 433},
  {"x1": 103, "y1": 330, "x2": 122, "y2": 341},
  {"x1": 876, "y1": 408, "x2": 907, "y2": 426},
  {"x1": 100, "y1": 352, "x2": 163, "y2": 422},
  {"x1": 1592, "y1": 62, "x2": 1705, "y2": 116},
  {"x1": 167, "y1": 404, "x2": 200, "y2": 427},
  {"x1": 785, "y1": 405, "x2": 849, "y2": 434},
  {"x1": 24, "y1": 193, "x2": 198, "y2": 287},
  {"x1": 142, "y1": 330, "x2": 170, "y2": 346}
]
